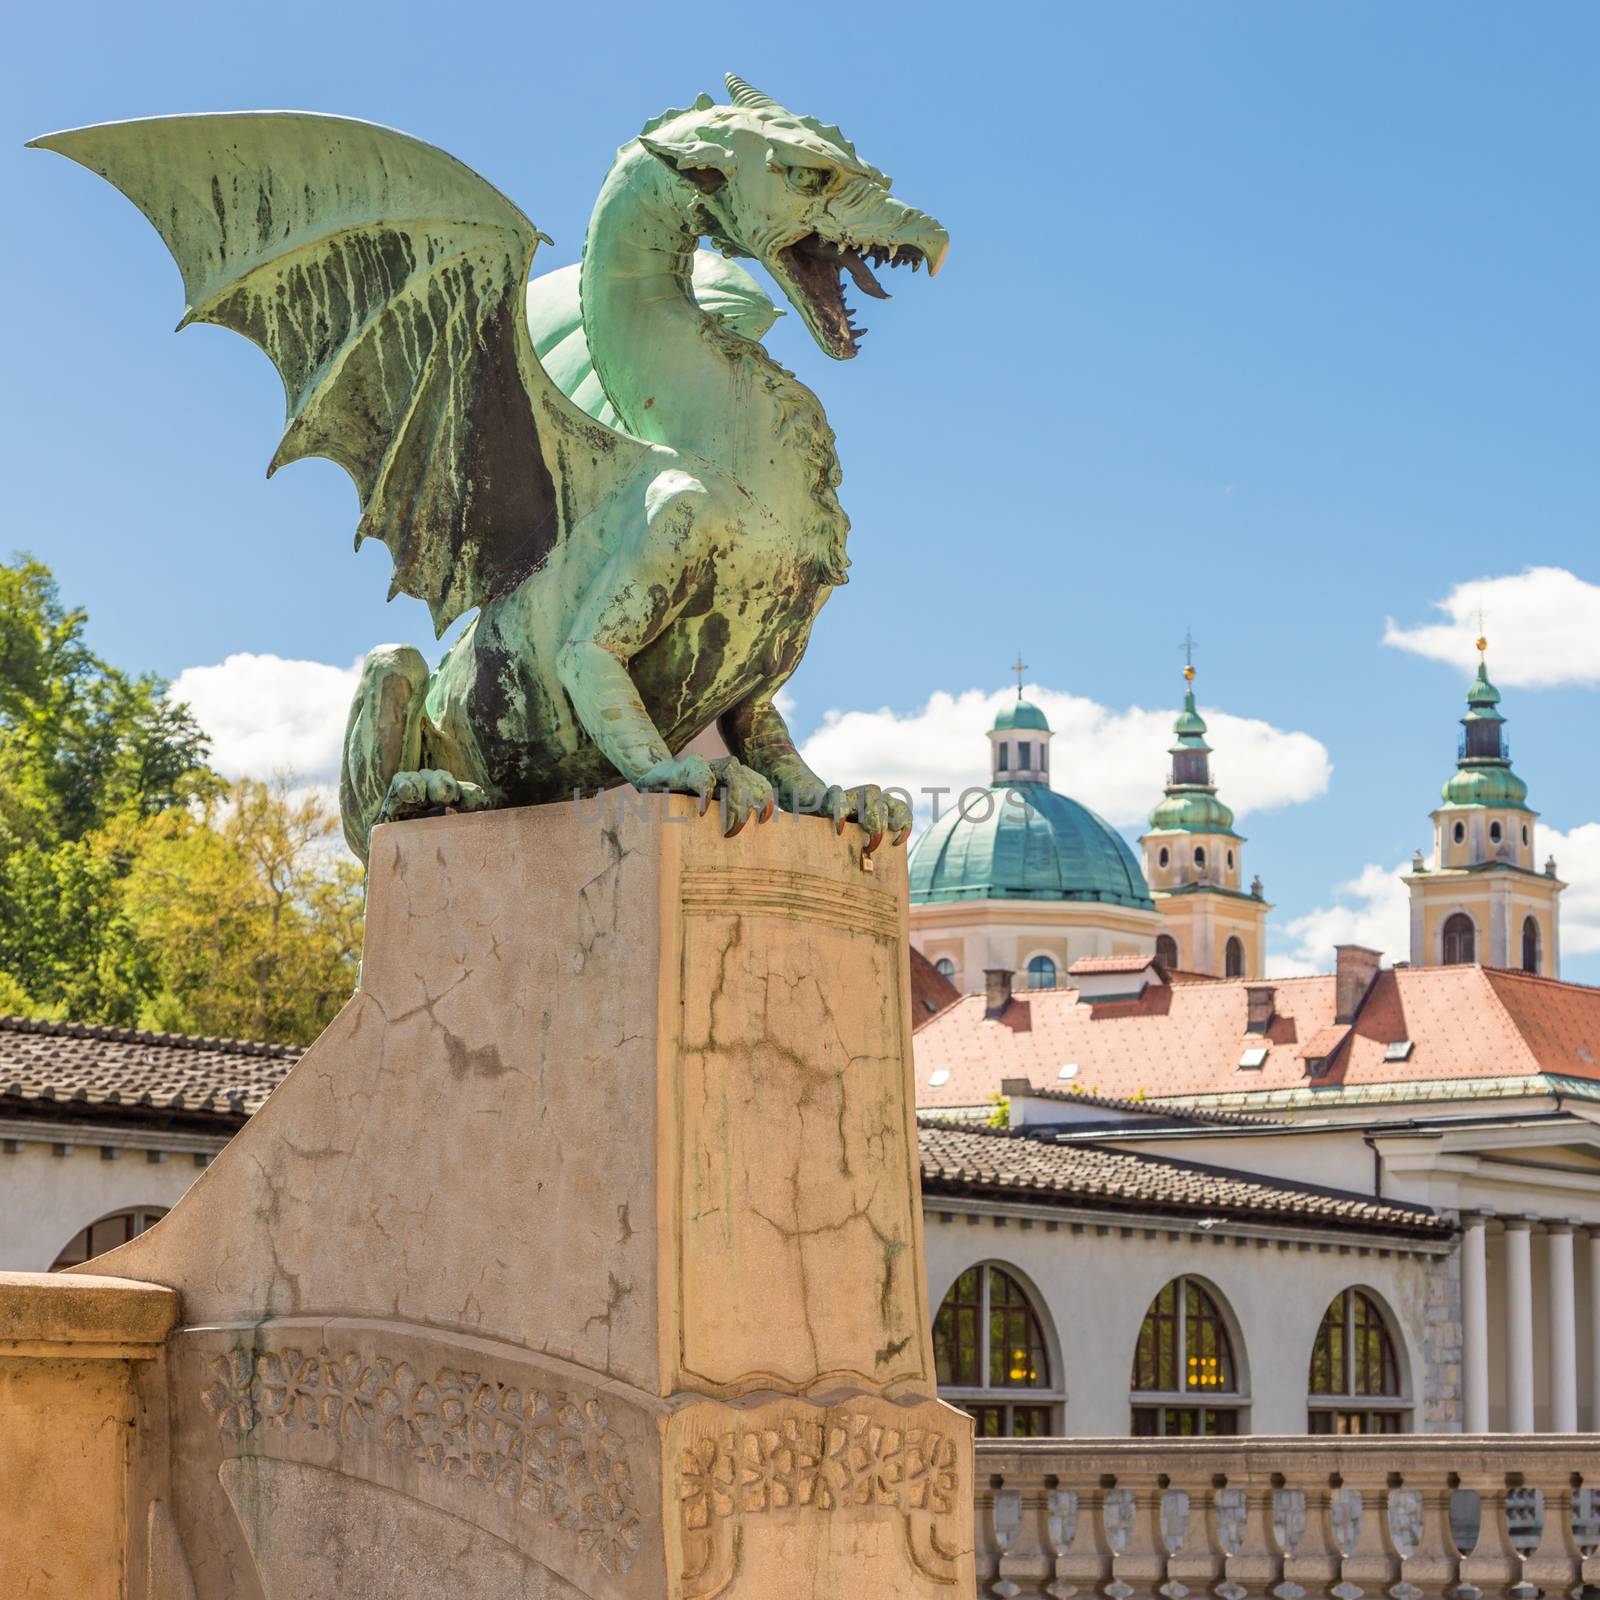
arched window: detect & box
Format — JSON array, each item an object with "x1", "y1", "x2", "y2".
[
  {"x1": 52, "y1": 1207, "x2": 167, "y2": 1270},
  {"x1": 1521, "y1": 917, "x2": 1541, "y2": 975},
  {"x1": 1026, "y1": 955, "x2": 1057, "y2": 990},
  {"x1": 1155, "y1": 934, "x2": 1179, "y2": 970},
  {"x1": 934, "y1": 956, "x2": 957, "y2": 981},
  {"x1": 1224, "y1": 937, "x2": 1245, "y2": 978},
  {"x1": 934, "y1": 1264, "x2": 1059, "y2": 1437},
  {"x1": 1130, "y1": 1276, "x2": 1243, "y2": 1436},
  {"x1": 1194, "y1": 846, "x2": 1207, "y2": 870},
  {"x1": 1452, "y1": 820, "x2": 1466, "y2": 845},
  {"x1": 1307, "y1": 1288, "x2": 1406, "y2": 1433},
  {"x1": 1158, "y1": 847, "x2": 1170, "y2": 869},
  {"x1": 1442, "y1": 913, "x2": 1475, "y2": 966}
]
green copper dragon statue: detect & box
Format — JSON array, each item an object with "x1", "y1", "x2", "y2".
[{"x1": 31, "y1": 75, "x2": 947, "y2": 861}]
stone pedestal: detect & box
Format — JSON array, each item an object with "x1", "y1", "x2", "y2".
[{"x1": 84, "y1": 795, "x2": 973, "y2": 1598}]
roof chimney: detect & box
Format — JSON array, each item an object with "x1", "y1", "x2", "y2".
[
  {"x1": 984, "y1": 968, "x2": 1014, "y2": 1019},
  {"x1": 1334, "y1": 945, "x2": 1381, "y2": 1024},
  {"x1": 1245, "y1": 983, "x2": 1276, "y2": 1034}
]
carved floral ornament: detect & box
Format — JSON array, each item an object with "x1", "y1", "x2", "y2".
[
  {"x1": 677, "y1": 1413, "x2": 964, "y2": 1594},
  {"x1": 199, "y1": 1345, "x2": 642, "y2": 1576}
]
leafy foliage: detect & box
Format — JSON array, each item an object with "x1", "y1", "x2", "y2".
[{"x1": 0, "y1": 557, "x2": 360, "y2": 1042}]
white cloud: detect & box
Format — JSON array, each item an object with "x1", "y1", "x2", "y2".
[
  {"x1": 797, "y1": 686, "x2": 1330, "y2": 829},
  {"x1": 1384, "y1": 567, "x2": 1600, "y2": 688},
  {"x1": 1270, "y1": 860, "x2": 1412, "y2": 977},
  {"x1": 170, "y1": 654, "x2": 362, "y2": 781},
  {"x1": 1538, "y1": 822, "x2": 1600, "y2": 956},
  {"x1": 1271, "y1": 822, "x2": 1600, "y2": 974}
]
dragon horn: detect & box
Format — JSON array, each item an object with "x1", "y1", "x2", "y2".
[{"x1": 725, "y1": 73, "x2": 781, "y2": 110}]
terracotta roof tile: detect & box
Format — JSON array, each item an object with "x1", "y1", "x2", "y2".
[
  {"x1": 1067, "y1": 955, "x2": 1159, "y2": 975},
  {"x1": 917, "y1": 1121, "x2": 1449, "y2": 1237},
  {"x1": 0, "y1": 1015, "x2": 298, "y2": 1125},
  {"x1": 999, "y1": 1081, "x2": 1282, "y2": 1127},
  {"x1": 913, "y1": 964, "x2": 1583, "y2": 1109},
  {"x1": 1297, "y1": 1024, "x2": 1351, "y2": 1062}
]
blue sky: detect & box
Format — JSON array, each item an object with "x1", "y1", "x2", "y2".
[{"x1": 5, "y1": 2, "x2": 1598, "y2": 975}]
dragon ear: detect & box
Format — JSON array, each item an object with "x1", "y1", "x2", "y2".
[{"x1": 640, "y1": 134, "x2": 735, "y2": 185}]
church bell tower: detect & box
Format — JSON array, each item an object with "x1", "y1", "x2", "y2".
[
  {"x1": 1139, "y1": 656, "x2": 1269, "y2": 978},
  {"x1": 1403, "y1": 637, "x2": 1563, "y2": 973}
]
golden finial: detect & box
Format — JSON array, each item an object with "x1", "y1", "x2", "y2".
[
  {"x1": 1475, "y1": 607, "x2": 1488, "y2": 657},
  {"x1": 1181, "y1": 629, "x2": 1198, "y2": 683},
  {"x1": 1012, "y1": 653, "x2": 1028, "y2": 699}
]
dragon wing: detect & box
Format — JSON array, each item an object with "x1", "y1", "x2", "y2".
[{"x1": 31, "y1": 112, "x2": 651, "y2": 634}]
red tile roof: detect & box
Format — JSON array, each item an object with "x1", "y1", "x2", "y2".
[
  {"x1": 999, "y1": 1081, "x2": 1281, "y2": 1127},
  {"x1": 1068, "y1": 954, "x2": 1159, "y2": 975},
  {"x1": 913, "y1": 965, "x2": 1600, "y2": 1109},
  {"x1": 1297, "y1": 1024, "x2": 1351, "y2": 1063},
  {"x1": 918, "y1": 1121, "x2": 1449, "y2": 1237}
]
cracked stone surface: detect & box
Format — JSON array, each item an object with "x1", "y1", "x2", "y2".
[{"x1": 64, "y1": 795, "x2": 969, "y2": 1596}]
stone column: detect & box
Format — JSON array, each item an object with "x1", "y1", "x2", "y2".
[
  {"x1": 1588, "y1": 1230, "x2": 1600, "y2": 1432},
  {"x1": 1546, "y1": 1221, "x2": 1578, "y2": 1432},
  {"x1": 1460, "y1": 1211, "x2": 1490, "y2": 1432},
  {"x1": 56, "y1": 799, "x2": 975, "y2": 1599},
  {"x1": 1503, "y1": 1217, "x2": 1535, "y2": 1434}
]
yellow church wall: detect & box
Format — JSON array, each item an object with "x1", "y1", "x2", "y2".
[
  {"x1": 909, "y1": 898, "x2": 1160, "y2": 995},
  {"x1": 1410, "y1": 874, "x2": 1560, "y2": 974},
  {"x1": 1142, "y1": 832, "x2": 1245, "y2": 894},
  {"x1": 1434, "y1": 808, "x2": 1537, "y2": 872},
  {"x1": 1153, "y1": 893, "x2": 1268, "y2": 979}
]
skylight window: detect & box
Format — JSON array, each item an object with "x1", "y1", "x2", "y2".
[
  {"x1": 1383, "y1": 1040, "x2": 1414, "y2": 1062},
  {"x1": 1237, "y1": 1046, "x2": 1269, "y2": 1070},
  {"x1": 928, "y1": 1069, "x2": 951, "y2": 1088},
  {"x1": 1058, "y1": 1063, "x2": 1079, "y2": 1080}
]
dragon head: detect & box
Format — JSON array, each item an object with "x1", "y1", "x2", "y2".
[{"x1": 638, "y1": 74, "x2": 948, "y2": 360}]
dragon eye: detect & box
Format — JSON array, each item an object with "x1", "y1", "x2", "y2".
[{"x1": 785, "y1": 165, "x2": 833, "y2": 196}]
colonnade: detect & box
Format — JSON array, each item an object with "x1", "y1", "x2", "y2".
[{"x1": 1459, "y1": 1212, "x2": 1600, "y2": 1432}]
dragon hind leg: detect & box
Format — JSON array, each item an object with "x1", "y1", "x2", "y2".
[{"x1": 339, "y1": 644, "x2": 488, "y2": 864}]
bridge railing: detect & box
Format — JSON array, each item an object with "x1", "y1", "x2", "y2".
[{"x1": 973, "y1": 1436, "x2": 1599, "y2": 1600}]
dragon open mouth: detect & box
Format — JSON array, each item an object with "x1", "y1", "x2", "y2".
[{"x1": 775, "y1": 232, "x2": 928, "y2": 359}]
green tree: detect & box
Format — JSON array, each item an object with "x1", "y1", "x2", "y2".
[
  {"x1": 120, "y1": 780, "x2": 363, "y2": 1043},
  {"x1": 0, "y1": 555, "x2": 361, "y2": 1042}
]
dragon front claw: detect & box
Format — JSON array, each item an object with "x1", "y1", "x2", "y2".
[
  {"x1": 377, "y1": 769, "x2": 491, "y2": 826},
  {"x1": 637, "y1": 754, "x2": 775, "y2": 838}
]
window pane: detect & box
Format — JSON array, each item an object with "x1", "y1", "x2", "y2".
[
  {"x1": 967, "y1": 1405, "x2": 1006, "y2": 1438},
  {"x1": 933, "y1": 1268, "x2": 983, "y2": 1385},
  {"x1": 989, "y1": 1268, "x2": 1048, "y2": 1388},
  {"x1": 1184, "y1": 1280, "x2": 1236, "y2": 1392},
  {"x1": 1133, "y1": 1278, "x2": 1181, "y2": 1392},
  {"x1": 1309, "y1": 1292, "x2": 1345, "y2": 1396},
  {"x1": 1350, "y1": 1292, "x2": 1399, "y2": 1396}
]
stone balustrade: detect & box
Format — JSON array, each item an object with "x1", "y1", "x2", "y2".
[{"x1": 974, "y1": 1436, "x2": 1599, "y2": 1600}]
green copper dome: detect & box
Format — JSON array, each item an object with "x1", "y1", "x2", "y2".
[
  {"x1": 991, "y1": 697, "x2": 1051, "y2": 733},
  {"x1": 1440, "y1": 659, "x2": 1530, "y2": 811},
  {"x1": 909, "y1": 786, "x2": 1154, "y2": 909},
  {"x1": 1441, "y1": 764, "x2": 1529, "y2": 808},
  {"x1": 1146, "y1": 688, "x2": 1240, "y2": 837},
  {"x1": 1148, "y1": 788, "x2": 1238, "y2": 833}
]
